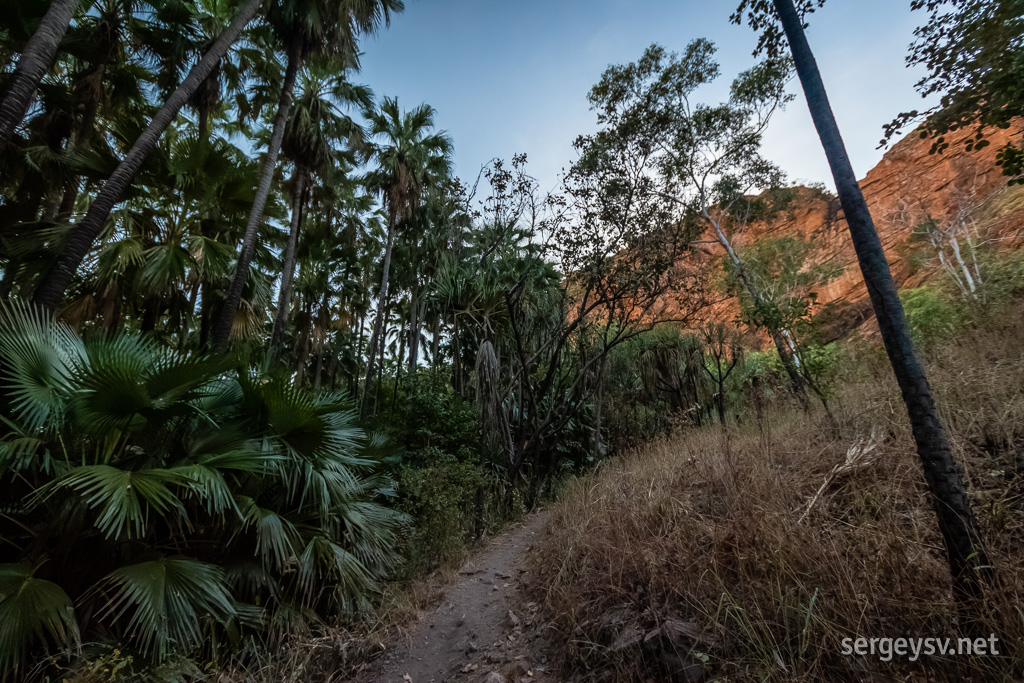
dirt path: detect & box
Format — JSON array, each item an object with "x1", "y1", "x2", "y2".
[{"x1": 351, "y1": 511, "x2": 554, "y2": 683}]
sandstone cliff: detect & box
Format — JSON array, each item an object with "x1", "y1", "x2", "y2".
[{"x1": 694, "y1": 125, "x2": 1024, "y2": 341}]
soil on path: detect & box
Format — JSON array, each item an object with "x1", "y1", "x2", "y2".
[{"x1": 351, "y1": 511, "x2": 554, "y2": 683}]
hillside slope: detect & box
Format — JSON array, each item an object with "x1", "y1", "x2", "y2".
[{"x1": 695, "y1": 125, "x2": 1024, "y2": 339}]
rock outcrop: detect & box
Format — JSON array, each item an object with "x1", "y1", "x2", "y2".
[{"x1": 693, "y1": 124, "x2": 1024, "y2": 341}]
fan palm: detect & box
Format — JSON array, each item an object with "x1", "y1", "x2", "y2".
[
  {"x1": 210, "y1": 0, "x2": 402, "y2": 352},
  {"x1": 0, "y1": 0, "x2": 89, "y2": 155},
  {"x1": 268, "y1": 61, "x2": 370, "y2": 357},
  {"x1": 360, "y1": 97, "x2": 452, "y2": 415},
  {"x1": 0, "y1": 301, "x2": 405, "y2": 676}
]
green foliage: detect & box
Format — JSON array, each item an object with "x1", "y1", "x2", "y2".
[
  {"x1": 722, "y1": 235, "x2": 842, "y2": 335},
  {"x1": 901, "y1": 286, "x2": 965, "y2": 349},
  {"x1": 394, "y1": 459, "x2": 483, "y2": 572},
  {"x1": 887, "y1": 0, "x2": 1024, "y2": 183},
  {"x1": 392, "y1": 372, "x2": 480, "y2": 465},
  {"x1": 0, "y1": 303, "x2": 404, "y2": 676},
  {"x1": 0, "y1": 564, "x2": 78, "y2": 674}
]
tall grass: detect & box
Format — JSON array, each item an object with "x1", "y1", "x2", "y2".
[{"x1": 527, "y1": 319, "x2": 1024, "y2": 681}]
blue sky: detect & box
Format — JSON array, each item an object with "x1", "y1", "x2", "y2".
[{"x1": 357, "y1": 0, "x2": 933, "y2": 195}]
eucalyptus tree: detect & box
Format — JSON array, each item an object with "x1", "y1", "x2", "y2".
[
  {"x1": 0, "y1": 0, "x2": 88, "y2": 155},
  {"x1": 585, "y1": 40, "x2": 813, "y2": 402},
  {"x1": 210, "y1": 0, "x2": 401, "y2": 352},
  {"x1": 268, "y1": 63, "x2": 371, "y2": 358},
  {"x1": 733, "y1": 0, "x2": 993, "y2": 607},
  {"x1": 885, "y1": 0, "x2": 1024, "y2": 183},
  {"x1": 453, "y1": 145, "x2": 706, "y2": 482},
  {"x1": 360, "y1": 97, "x2": 452, "y2": 415}
]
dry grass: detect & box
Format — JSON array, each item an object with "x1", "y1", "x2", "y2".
[
  {"x1": 527, "y1": 324, "x2": 1024, "y2": 681},
  {"x1": 212, "y1": 561, "x2": 463, "y2": 683}
]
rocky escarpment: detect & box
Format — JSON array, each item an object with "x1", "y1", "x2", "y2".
[{"x1": 694, "y1": 124, "x2": 1024, "y2": 340}]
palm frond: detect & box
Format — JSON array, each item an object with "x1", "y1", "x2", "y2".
[
  {"x1": 0, "y1": 563, "x2": 78, "y2": 677},
  {"x1": 100, "y1": 556, "x2": 236, "y2": 660}
]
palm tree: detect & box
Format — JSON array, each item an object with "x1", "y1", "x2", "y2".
[
  {"x1": 0, "y1": 301, "x2": 404, "y2": 674},
  {"x1": 360, "y1": 97, "x2": 452, "y2": 416},
  {"x1": 209, "y1": 0, "x2": 402, "y2": 352},
  {"x1": 770, "y1": 0, "x2": 992, "y2": 605},
  {"x1": 50, "y1": 0, "x2": 147, "y2": 221},
  {"x1": 0, "y1": 0, "x2": 88, "y2": 155},
  {"x1": 269, "y1": 63, "x2": 370, "y2": 358},
  {"x1": 31, "y1": 0, "x2": 267, "y2": 312}
]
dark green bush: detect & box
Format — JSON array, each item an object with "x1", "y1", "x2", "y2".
[{"x1": 394, "y1": 457, "x2": 483, "y2": 572}]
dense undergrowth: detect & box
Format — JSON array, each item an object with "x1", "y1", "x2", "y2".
[{"x1": 527, "y1": 277, "x2": 1024, "y2": 682}]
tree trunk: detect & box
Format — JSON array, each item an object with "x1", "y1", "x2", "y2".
[
  {"x1": 210, "y1": 36, "x2": 300, "y2": 352},
  {"x1": 269, "y1": 168, "x2": 307, "y2": 357},
  {"x1": 773, "y1": 0, "x2": 992, "y2": 605},
  {"x1": 452, "y1": 317, "x2": 462, "y2": 395},
  {"x1": 312, "y1": 291, "x2": 328, "y2": 393},
  {"x1": 430, "y1": 315, "x2": 441, "y2": 366},
  {"x1": 408, "y1": 295, "x2": 421, "y2": 374},
  {"x1": 769, "y1": 327, "x2": 808, "y2": 406},
  {"x1": 361, "y1": 210, "x2": 397, "y2": 417},
  {"x1": 178, "y1": 279, "x2": 199, "y2": 350},
  {"x1": 0, "y1": 0, "x2": 84, "y2": 155},
  {"x1": 30, "y1": 0, "x2": 265, "y2": 312},
  {"x1": 716, "y1": 223, "x2": 809, "y2": 403},
  {"x1": 593, "y1": 359, "x2": 605, "y2": 459}
]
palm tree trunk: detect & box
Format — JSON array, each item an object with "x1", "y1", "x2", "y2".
[
  {"x1": 430, "y1": 315, "x2": 440, "y2": 366},
  {"x1": 210, "y1": 36, "x2": 301, "y2": 352},
  {"x1": 269, "y1": 167, "x2": 307, "y2": 357},
  {"x1": 593, "y1": 359, "x2": 605, "y2": 458},
  {"x1": 361, "y1": 210, "x2": 396, "y2": 417},
  {"x1": 772, "y1": 0, "x2": 992, "y2": 605},
  {"x1": 0, "y1": 0, "x2": 83, "y2": 155},
  {"x1": 30, "y1": 0, "x2": 265, "y2": 312},
  {"x1": 407, "y1": 293, "x2": 420, "y2": 374}
]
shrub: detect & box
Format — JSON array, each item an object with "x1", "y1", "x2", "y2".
[
  {"x1": 393, "y1": 456, "x2": 483, "y2": 573},
  {"x1": 0, "y1": 303, "x2": 405, "y2": 678},
  {"x1": 900, "y1": 285, "x2": 964, "y2": 349}
]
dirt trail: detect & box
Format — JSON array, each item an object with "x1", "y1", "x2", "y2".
[{"x1": 351, "y1": 511, "x2": 554, "y2": 683}]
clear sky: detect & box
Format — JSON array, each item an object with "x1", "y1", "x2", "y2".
[{"x1": 357, "y1": 0, "x2": 934, "y2": 195}]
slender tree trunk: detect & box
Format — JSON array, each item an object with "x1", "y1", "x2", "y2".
[
  {"x1": 430, "y1": 315, "x2": 441, "y2": 366},
  {"x1": 30, "y1": 0, "x2": 265, "y2": 312},
  {"x1": 210, "y1": 37, "x2": 300, "y2": 352},
  {"x1": 313, "y1": 349, "x2": 324, "y2": 392},
  {"x1": 408, "y1": 295, "x2": 422, "y2": 374},
  {"x1": 361, "y1": 210, "x2": 397, "y2": 417},
  {"x1": 179, "y1": 279, "x2": 199, "y2": 350},
  {"x1": 773, "y1": 0, "x2": 992, "y2": 605},
  {"x1": 716, "y1": 223, "x2": 809, "y2": 403},
  {"x1": 593, "y1": 359, "x2": 605, "y2": 459},
  {"x1": 55, "y1": 64, "x2": 106, "y2": 222},
  {"x1": 0, "y1": 0, "x2": 84, "y2": 155},
  {"x1": 769, "y1": 328, "x2": 808, "y2": 406},
  {"x1": 269, "y1": 168, "x2": 307, "y2": 357},
  {"x1": 312, "y1": 291, "x2": 328, "y2": 392},
  {"x1": 392, "y1": 320, "x2": 405, "y2": 412},
  {"x1": 375, "y1": 314, "x2": 386, "y2": 405},
  {"x1": 140, "y1": 295, "x2": 161, "y2": 332}
]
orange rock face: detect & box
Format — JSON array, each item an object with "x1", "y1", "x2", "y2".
[{"x1": 689, "y1": 124, "x2": 1024, "y2": 342}]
